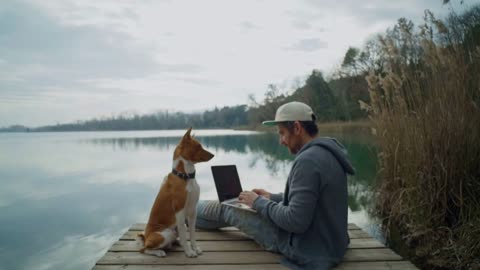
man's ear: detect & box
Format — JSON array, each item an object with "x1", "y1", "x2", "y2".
[{"x1": 294, "y1": 121, "x2": 302, "y2": 135}]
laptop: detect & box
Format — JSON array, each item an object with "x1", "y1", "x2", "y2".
[{"x1": 211, "y1": 165, "x2": 256, "y2": 213}]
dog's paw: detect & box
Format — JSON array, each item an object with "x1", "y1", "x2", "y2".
[
  {"x1": 184, "y1": 248, "x2": 198, "y2": 258},
  {"x1": 155, "y1": 250, "x2": 167, "y2": 257},
  {"x1": 145, "y1": 249, "x2": 166, "y2": 257},
  {"x1": 193, "y1": 246, "x2": 203, "y2": 255}
]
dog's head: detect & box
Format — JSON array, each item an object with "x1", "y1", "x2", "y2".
[{"x1": 174, "y1": 127, "x2": 214, "y2": 163}]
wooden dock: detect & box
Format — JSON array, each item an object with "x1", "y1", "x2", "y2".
[{"x1": 93, "y1": 223, "x2": 418, "y2": 269}]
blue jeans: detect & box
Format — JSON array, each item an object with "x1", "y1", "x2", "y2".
[
  {"x1": 195, "y1": 200, "x2": 280, "y2": 253},
  {"x1": 196, "y1": 200, "x2": 335, "y2": 270}
]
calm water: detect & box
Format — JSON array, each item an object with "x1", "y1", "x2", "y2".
[{"x1": 0, "y1": 129, "x2": 378, "y2": 270}]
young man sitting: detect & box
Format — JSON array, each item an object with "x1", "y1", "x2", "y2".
[{"x1": 196, "y1": 101, "x2": 355, "y2": 270}]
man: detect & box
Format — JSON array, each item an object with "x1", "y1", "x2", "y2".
[{"x1": 196, "y1": 101, "x2": 355, "y2": 269}]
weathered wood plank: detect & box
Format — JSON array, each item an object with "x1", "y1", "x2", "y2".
[
  {"x1": 129, "y1": 223, "x2": 361, "y2": 231},
  {"x1": 349, "y1": 229, "x2": 372, "y2": 239},
  {"x1": 94, "y1": 221, "x2": 418, "y2": 270},
  {"x1": 93, "y1": 261, "x2": 417, "y2": 270},
  {"x1": 334, "y1": 261, "x2": 418, "y2": 270},
  {"x1": 110, "y1": 240, "x2": 264, "y2": 252},
  {"x1": 120, "y1": 229, "x2": 372, "y2": 241},
  {"x1": 97, "y1": 251, "x2": 282, "y2": 265},
  {"x1": 344, "y1": 248, "x2": 402, "y2": 261},
  {"x1": 348, "y1": 238, "x2": 385, "y2": 248},
  {"x1": 96, "y1": 248, "x2": 402, "y2": 265},
  {"x1": 93, "y1": 264, "x2": 288, "y2": 270},
  {"x1": 121, "y1": 231, "x2": 250, "y2": 241},
  {"x1": 130, "y1": 224, "x2": 240, "y2": 232},
  {"x1": 110, "y1": 238, "x2": 384, "y2": 252}
]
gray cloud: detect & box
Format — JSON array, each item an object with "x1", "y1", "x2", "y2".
[
  {"x1": 300, "y1": 0, "x2": 457, "y2": 27},
  {"x1": 0, "y1": 1, "x2": 203, "y2": 102},
  {"x1": 0, "y1": 2, "x2": 156, "y2": 79},
  {"x1": 284, "y1": 9, "x2": 325, "y2": 23},
  {"x1": 178, "y1": 76, "x2": 222, "y2": 86},
  {"x1": 239, "y1": 21, "x2": 259, "y2": 31},
  {"x1": 291, "y1": 20, "x2": 313, "y2": 30},
  {"x1": 287, "y1": 38, "x2": 328, "y2": 52},
  {"x1": 157, "y1": 63, "x2": 204, "y2": 74}
]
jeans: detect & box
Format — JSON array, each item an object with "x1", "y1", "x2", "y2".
[
  {"x1": 195, "y1": 200, "x2": 336, "y2": 270},
  {"x1": 195, "y1": 200, "x2": 280, "y2": 253}
]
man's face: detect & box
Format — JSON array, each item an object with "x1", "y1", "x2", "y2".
[{"x1": 277, "y1": 123, "x2": 302, "y2": 154}]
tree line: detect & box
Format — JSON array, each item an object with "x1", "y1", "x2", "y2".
[
  {"x1": 1, "y1": 64, "x2": 374, "y2": 132},
  {"x1": 1, "y1": 71, "x2": 371, "y2": 132},
  {"x1": 30, "y1": 105, "x2": 249, "y2": 132}
]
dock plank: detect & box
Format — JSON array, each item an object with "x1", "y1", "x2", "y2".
[
  {"x1": 93, "y1": 223, "x2": 418, "y2": 269},
  {"x1": 96, "y1": 249, "x2": 402, "y2": 265},
  {"x1": 93, "y1": 264, "x2": 288, "y2": 270},
  {"x1": 97, "y1": 251, "x2": 282, "y2": 265},
  {"x1": 121, "y1": 230, "x2": 250, "y2": 241},
  {"x1": 93, "y1": 261, "x2": 417, "y2": 270},
  {"x1": 120, "y1": 229, "x2": 372, "y2": 241},
  {"x1": 110, "y1": 238, "x2": 384, "y2": 252},
  {"x1": 129, "y1": 223, "x2": 361, "y2": 231},
  {"x1": 110, "y1": 240, "x2": 264, "y2": 252}
]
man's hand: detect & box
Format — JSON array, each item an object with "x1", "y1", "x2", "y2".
[
  {"x1": 252, "y1": 188, "x2": 271, "y2": 200},
  {"x1": 238, "y1": 191, "x2": 259, "y2": 208}
]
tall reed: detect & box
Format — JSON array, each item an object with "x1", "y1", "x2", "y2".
[{"x1": 363, "y1": 9, "x2": 480, "y2": 269}]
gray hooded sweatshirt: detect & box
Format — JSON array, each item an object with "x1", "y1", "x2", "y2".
[{"x1": 253, "y1": 137, "x2": 355, "y2": 269}]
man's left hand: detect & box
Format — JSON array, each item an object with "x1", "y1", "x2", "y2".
[{"x1": 238, "y1": 191, "x2": 259, "y2": 208}]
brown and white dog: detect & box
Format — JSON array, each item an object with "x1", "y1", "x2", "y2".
[{"x1": 138, "y1": 127, "x2": 214, "y2": 257}]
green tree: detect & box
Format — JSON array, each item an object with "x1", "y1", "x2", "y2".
[{"x1": 290, "y1": 70, "x2": 338, "y2": 121}]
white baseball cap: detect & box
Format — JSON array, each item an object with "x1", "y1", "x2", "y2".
[{"x1": 262, "y1": 101, "x2": 316, "y2": 126}]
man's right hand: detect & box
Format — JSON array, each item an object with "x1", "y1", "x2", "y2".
[{"x1": 252, "y1": 189, "x2": 271, "y2": 200}]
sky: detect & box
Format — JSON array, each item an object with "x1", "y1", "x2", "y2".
[{"x1": 0, "y1": 0, "x2": 469, "y2": 127}]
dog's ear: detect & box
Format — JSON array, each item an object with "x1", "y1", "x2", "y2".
[{"x1": 183, "y1": 127, "x2": 193, "y2": 140}]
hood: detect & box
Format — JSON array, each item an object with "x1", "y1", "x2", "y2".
[{"x1": 298, "y1": 137, "x2": 355, "y2": 175}]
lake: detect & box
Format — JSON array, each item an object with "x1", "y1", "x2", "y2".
[{"x1": 0, "y1": 129, "x2": 378, "y2": 270}]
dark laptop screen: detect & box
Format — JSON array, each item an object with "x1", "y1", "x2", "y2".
[{"x1": 211, "y1": 165, "x2": 243, "y2": 202}]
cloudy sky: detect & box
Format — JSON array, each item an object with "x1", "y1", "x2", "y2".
[{"x1": 0, "y1": 0, "x2": 467, "y2": 127}]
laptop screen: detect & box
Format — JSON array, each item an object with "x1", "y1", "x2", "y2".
[{"x1": 211, "y1": 165, "x2": 243, "y2": 202}]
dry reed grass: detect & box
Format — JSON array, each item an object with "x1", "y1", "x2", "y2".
[{"x1": 363, "y1": 9, "x2": 480, "y2": 270}]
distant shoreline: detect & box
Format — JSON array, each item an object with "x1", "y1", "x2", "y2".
[{"x1": 0, "y1": 120, "x2": 372, "y2": 133}]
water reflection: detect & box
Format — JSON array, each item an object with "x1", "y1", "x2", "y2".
[
  {"x1": 83, "y1": 131, "x2": 377, "y2": 214},
  {"x1": 0, "y1": 173, "x2": 153, "y2": 270},
  {"x1": 0, "y1": 130, "x2": 377, "y2": 270}
]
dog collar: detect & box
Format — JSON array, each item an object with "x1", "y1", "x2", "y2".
[{"x1": 172, "y1": 169, "x2": 195, "y2": 180}]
